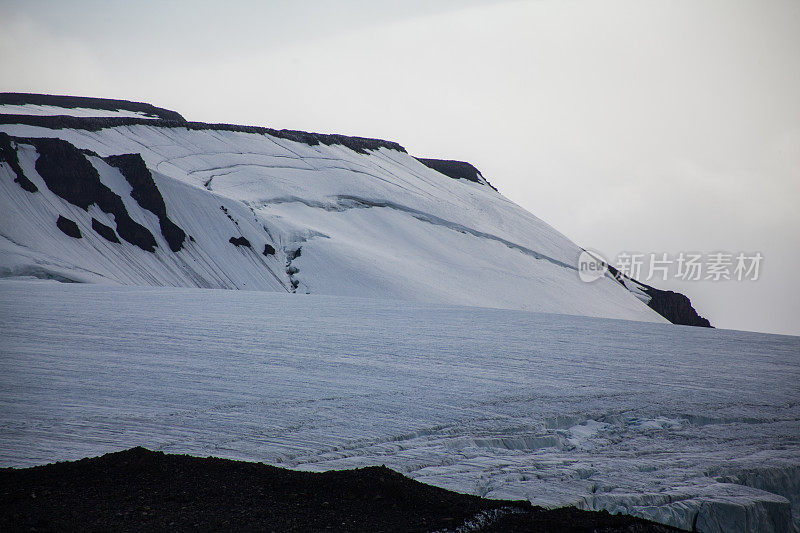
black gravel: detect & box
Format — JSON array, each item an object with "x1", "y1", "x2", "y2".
[{"x1": 0, "y1": 447, "x2": 681, "y2": 532}]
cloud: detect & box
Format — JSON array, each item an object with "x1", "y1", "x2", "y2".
[{"x1": 0, "y1": 9, "x2": 107, "y2": 96}]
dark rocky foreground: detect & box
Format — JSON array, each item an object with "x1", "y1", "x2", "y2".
[{"x1": 0, "y1": 448, "x2": 680, "y2": 532}]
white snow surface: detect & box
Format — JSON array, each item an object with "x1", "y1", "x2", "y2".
[
  {"x1": 0, "y1": 122, "x2": 665, "y2": 322},
  {"x1": 0, "y1": 103, "x2": 160, "y2": 119},
  {"x1": 1, "y1": 281, "x2": 798, "y2": 532}
]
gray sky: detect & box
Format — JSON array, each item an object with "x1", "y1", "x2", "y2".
[{"x1": 2, "y1": 0, "x2": 798, "y2": 335}]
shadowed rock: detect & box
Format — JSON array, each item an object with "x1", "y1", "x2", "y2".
[
  {"x1": 229, "y1": 236, "x2": 251, "y2": 247},
  {"x1": 416, "y1": 157, "x2": 498, "y2": 191},
  {"x1": 56, "y1": 215, "x2": 81, "y2": 238},
  {"x1": 104, "y1": 153, "x2": 186, "y2": 252},
  {"x1": 607, "y1": 264, "x2": 712, "y2": 327},
  {"x1": 0, "y1": 92, "x2": 185, "y2": 121},
  {"x1": 0, "y1": 132, "x2": 37, "y2": 193},
  {"x1": 0, "y1": 114, "x2": 406, "y2": 155},
  {"x1": 23, "y1": 136, "x2": 157, "y2": 252},
  {"x1": 91, "y1": 218, "x2": 120, "y2": 244},
  {"x1": 641, "y1": 286, "x2": 712, "y2": 328}
]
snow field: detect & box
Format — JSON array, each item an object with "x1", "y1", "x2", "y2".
[{"x1": 1, "y1": 281, "x2": 797, "y2": 531}]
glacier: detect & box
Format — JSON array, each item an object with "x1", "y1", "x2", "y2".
[{"x1": 0, "y1": 281, "x2": 798, "y2": 532}]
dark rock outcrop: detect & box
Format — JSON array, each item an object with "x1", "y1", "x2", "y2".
[
  {"x1": 91, "y1": 218, "x2": 120, "y2": 243},
  {"x1": 0, "y1": 92, "x2": 185, "y2": 121},
  {"x1": 606, "y1": 264, "x2": 712, "y2": 327},
  {"x1": 0, "y1": 113, "x2": 406, "y2": 155},
  {"x1": 229, "y1": 236, "x2": 251, "y2": 247},
  {"x1": 285, "y1": 247, "x2": 302, "y2": 292},
  {"x1": 24, "y1": 136, "x2": 157, "y2": 252},
  {"x1": 263, "y1": 244, "x2": 276, "y2": 256},
  {"x1": 104, "y1": 154, "x2": 186, "y2": 252},
  {"x1": 56, "y1": 215, "x2": 81, "y2": 238},
  {"x1": 0, "y1": 132, "x2": 37, "y2": 192},
  {"x1": 219, "y1": 205, "x2": 238, "y2": 226},
  {"x1": 416, "y1": 157, "x2": 498, "y2": 191},
  {"x1": 640, "y1": 286, "x2": 712, "y2": 328}
]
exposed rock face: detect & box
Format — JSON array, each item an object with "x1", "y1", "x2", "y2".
[
  {"x1": 25, "y1": 137, "x2": 158, "y2": 253},
  {"x1": 263, "y1": 244, "x2": 276, "y2": 256},
  {"x1": 0, "y1": 132, "x2": 37, "y2": 193},
  {"x1": 606, "y1": 264, "x2": 712, "y2": 327},
  {"x1": 416, "y1": 157, "x2": 498, "y2": 191},
  {"x1": 91, "y1": 218, "x2": 120, "y2": 244},
  {"x1": 104, "y1": 154, "x2": 186, "y2": 252},
  {"x1": 56, "y1": 215, "x2": 81, "y2": 238},
  {"x1": 285, "y1": 247, "x2": 302, "y2": 292},
  {"x1": 0, "y1": 114, "x2": 406, "y2": 155},
  {"x1": 640, "y1": 286, "x2": 712, "y2": 328},
  {"x1": 0, "y1": 92, "x2": 186, "y2": 121},
  {"x1": 229, "y1": 236, "x2": 251, "y2": 247}
]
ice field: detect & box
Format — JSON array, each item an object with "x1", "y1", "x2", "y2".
[{"x1": 1, "y1": 281, "x2": 797, "y2": 531}]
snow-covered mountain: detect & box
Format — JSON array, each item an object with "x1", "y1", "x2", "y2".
[{"x1": 0, "y1": 93, "x2": 708, "y2": 325}]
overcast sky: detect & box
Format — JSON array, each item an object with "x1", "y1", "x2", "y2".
[{"x1": 2, "y1": 0, "x2": 798, "y2": 335}]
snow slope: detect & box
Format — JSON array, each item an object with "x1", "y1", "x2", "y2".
[
  {"x1": 0, "y1": 103, "x2": 161, "y2": 119},
  {"x1": 1, "y1": 281, "x2": 797, "y2": 532},
  {"x1": 0, "y1": 112, "x2": 666, "y2": 322},
  {"x1": 0, "y1": 93, "x2": 185, "y2": 121}
]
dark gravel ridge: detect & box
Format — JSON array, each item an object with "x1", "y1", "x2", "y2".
[{"x1": 0, "y1": 447, "x2": 681, "y2": 532}]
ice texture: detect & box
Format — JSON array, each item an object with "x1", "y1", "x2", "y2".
[{"x1": 1, "y1": 281, "x2": 797, "y2": 532}]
